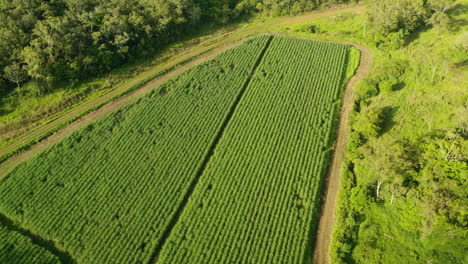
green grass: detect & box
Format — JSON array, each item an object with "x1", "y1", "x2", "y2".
[
  {"x1": 269, "y1": 1, "x2": 468, "y2": 263},
  {"x1": 345, "y1": 47, "x2": 360, "y2": 80}
]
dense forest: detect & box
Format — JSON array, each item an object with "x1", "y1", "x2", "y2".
[{"x1": 0, "y1": 0, "x2": 354, "y2": 95}]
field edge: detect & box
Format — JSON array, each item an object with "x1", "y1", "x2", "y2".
[{"x1": 312, "y1": 43, "x2": 372, "y2": 264}]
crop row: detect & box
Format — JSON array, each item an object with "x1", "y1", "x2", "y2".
[
  {"x1": 0, "y1": 36, "x2": 272, "y2": 263},
  {"x1": 157, "y1": 36, "x2": 350, "y2": 263}
]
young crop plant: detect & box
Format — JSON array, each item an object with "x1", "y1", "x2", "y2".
[
  {"x1": 157, "y1": 36, "x2": 353, "y2": 263},
  {"x1": 0, "y1": 36, "x2": 272, "y2": 263}
]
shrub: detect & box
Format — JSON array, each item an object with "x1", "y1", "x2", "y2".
[
  {"x1": 379, "y1": 77, "x2": 398, "y2": 93},
  {"x1": 352, "y1": 106, "x2": 385, "y2": 139}
]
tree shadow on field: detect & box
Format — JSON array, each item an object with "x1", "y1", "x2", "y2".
[
  {"x1": 380, "y1": 106, "x2": 399, "y2": 135},
  {"x1": 393, "y1": 81, "x2": 406, "y2": 92},
  {"x1": 447, "y1": 3, "x2": 467, "y2": 32},
  {"x1": 448, "y1": 3, "x2": 468, "y2": 16},
  {"x1": 1, "y1": 245, "x2": 61, "y2": 264},
  {"x1": 404, "y1": 26, "x2": 430, "y2": 47},
  {"x1": 448, "y1": 17, "x2": 467, "y2": 33}
]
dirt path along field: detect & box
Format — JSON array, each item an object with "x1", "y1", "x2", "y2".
[{"x1": 312, "y1": 43, "x2": 372, "y2": 264}]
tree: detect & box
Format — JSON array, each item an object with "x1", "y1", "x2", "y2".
[
  {"x1": 367, "y1": 0, "x2": 428, "y2": 36},
  {"x1": 256, "y1": 2, "x2": 264, "y2": 12},
  {"x1": 21, "y1": 46, "x2": 50, "y2": 95},
  {"x1": 419, "y1": 132, "x2": 467, "y2": 227},
  {"x1": 352, "y1": 105, "x2": 384, "y2": 140},
  {"x1": 378, "y1": 77, "x2": 398, "y2": 93},
  {"x1": 427, "y1": 0, "x2": 456, "y2": 29},
  {"x1": 3, "y1": 63, "x2": 27, "y2": 94},
  {"x1": 428, "y1": 11, "x2": 450, "y2": 30},
  {"x1": 360, "y1": 136, "x2": 415, "y2": 201}
]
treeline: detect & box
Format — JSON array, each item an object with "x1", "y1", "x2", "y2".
[
  {"x1": 366, "y1": 0, "x2": 457, "y2": 49},
  {"x1": 0, "y1": 0, "x2": 354, "y2": 95}
]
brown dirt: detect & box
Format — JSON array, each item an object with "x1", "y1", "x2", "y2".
[{"x1": 312, "y1": 43, "x2": 372, "y2": 264}]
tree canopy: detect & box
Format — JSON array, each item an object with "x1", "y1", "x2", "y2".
[{"x1": 0, "y1": 0, "x2": 359, "y2": 93}]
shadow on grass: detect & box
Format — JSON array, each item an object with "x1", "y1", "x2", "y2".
[
  {"x1": 448, "y1": 3, "x2": 468, "y2": 17},
  {"x1": 380, "y1": 105, "x2": 399, "y2": 135},
  {"x1": 393, "y1": 81, "x2": 406, "y2": 92}
]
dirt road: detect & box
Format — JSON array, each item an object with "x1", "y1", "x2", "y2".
[{"x1": 312, "y1": 43, "x2": 372, "y2": 264}]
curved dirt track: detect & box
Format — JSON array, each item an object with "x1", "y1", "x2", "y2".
[{"x1": 313, "y1": 43, "x2": 372, "y2": 264}]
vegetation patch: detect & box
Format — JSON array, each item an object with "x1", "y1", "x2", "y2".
[{"x1": 0, "y1": 224, "x2": 61, "y2": 264}]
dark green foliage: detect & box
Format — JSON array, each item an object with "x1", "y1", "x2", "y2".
[
  {"x1": 0, "y1": 0, "x2": 247, "y2": 92},
  {"x1": 0, "y1": 0, "x2": 358, "y2": 94},
  {"x1": 250, "y1": 0, "x2": 358, "y2": 16},
  {"x1": 366, "y1": 0, "x2": 459, "y2": 48},
  {"x1": 367, "y1": 0, "x2": 429, "y2": 36},
  {"x1": 157, "y1": 37, "x2": 352, "y2": 263},
  {"x1": 419, "y1": 132, "x2": 467, "y2": 228},
  {"x1": 0, "y1": 36, "x2": 271, "y2": 263},
  {"x1": 379, "y1": 78, "x2": 398, "y2": 93},
  {"x1": 354, "y1": 79, "x2": 378, "y2": 108}
]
